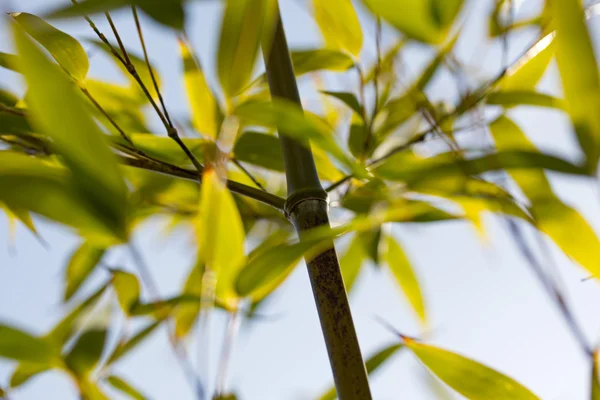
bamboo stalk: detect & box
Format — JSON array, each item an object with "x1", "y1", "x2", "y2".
[{"x1": 262, "y1": 6, "x2": 372, "y2": 399}]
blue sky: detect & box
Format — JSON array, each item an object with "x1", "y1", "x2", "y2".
[{"x1": 1, "y1": 0, "x2": 600, "y2": 399}]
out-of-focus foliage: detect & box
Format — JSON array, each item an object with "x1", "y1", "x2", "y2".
[{"x1": 1, "y1": 0, "x2": 599, "y2": 398}]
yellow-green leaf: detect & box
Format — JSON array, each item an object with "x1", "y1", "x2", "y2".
[
  {"x1": 593, "y1": 351, "x2": 600, "y2": 400},
  {"x1": 112, "y1": 270, "x2": 141, "y2": 314},
  {"x1": 14, "y1": 26, "x2": 128, "y2": 243},
  {"x1": 106, "y1": 375, "x2": 146, "y2": 400},
  {"x1": 313, "y1": 0, "x2": 362, "y2": 56},
  {"x1": 173, "y1": 262, "x2": 204, "y2": 339},
  {"x1": 291, "y1": 48, "x2": 354, "y2": 75},
  {"x1": 11, "y1": 13, "x2": 89, "y2": 81},
  {"x1": 233, "y1": 131, "x2": 284, "y2": 171},
  {"x1": 406, "y1": 340, "x2": 539, "y2": 399},
  {"x1": 64, "y1": 328, "x2": 107, "y2": 377},
  {"x1": 384, "y1": 235, "x2": 426, "y2": 323},
  {"x1": 549, "y1": 0, "x2": 600, "y2": 169},
  {"x1": 180, "y1": 40, "x2": 219, "y2": 139},
  {"x1": 64, "y1": 242, "x2": 106, "y2": 302},
  {"x1": 107, "y1": 321, "x2": 161, "y2": 365},
  {"x1": 497, "y1": 35, "x2": 554, "y2": 91},
  {"x1": 196, "y1": 170, "x2": 246, "y2": 306},
  {"x1": 487, "y1": 91, "x2": 565, "y2": 109},
  {"x1": 0, "y1": 324, "x2": 59, "y2": 364},
  {"x1": 10, "y1": 362, "x2": 51, "y2": 388},
  {"x1": 218, "y1": 0, "x2": 272, "y2": 98},
  {"x1": 339, "y1": 234, "x2": 367, "y2": 293}
]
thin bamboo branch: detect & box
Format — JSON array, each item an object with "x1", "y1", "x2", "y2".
[{"x1": 232, "y1": 158, "x2": 267, "y2": 191}]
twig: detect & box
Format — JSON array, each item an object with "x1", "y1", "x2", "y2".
[
  {"x1": 232, "y1": 158, "x2": 266, "y2": 191},
  {"x1": 214, "y1": 310, "x2": 241, "y2": 397},
  {"x1": 0, "y1": 104, "x2": 25, "y2": 116}
]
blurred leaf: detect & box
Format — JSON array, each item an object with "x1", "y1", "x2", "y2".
[
  {"x1": 348, "y1": 118, "x2": 371, "y2": 159},
  {"x1": 490, "y1": 116, "x2": 600, "y2": 279},
  {"x1": 593, "y1": 351, "x2": 600, "y2": 400},
  {"x1": 180, "y1": 39, "x2": 219, "y2": 139},
  {"x1": 321, "y1": 91, "x2": 363, "y2": 117},
  {"x1": 106, "y1": 375, "x2": 146, "y2": 400},
  {"x1": 374, "y1": 149, "x2": 588, "y2": 183},
  {"x1": 362, "y1": 0, "x2": 461, "y2": 44},
  {"x1": 14, "y1": 27, "x2": 128, "y2": 244},
  {"x1": 319, "y1": 343, "x2": 403, "y2": 400},
  {"x1": 218, "y1": 0, "x2": 271, "y2": 98},
  {"x1": 487, "y1": 91, "x2": 565, "y2": 109},
  {"x1": 10, "y1": 362, "x2": 50, "y2": 388},
  {"x1": 313, "y1": 0, "x2": 362, "y2": 56},
  {"x1": 118, "y1": 134, "x2": 208, "y2": 167},
  {"x1": 107, "y1": 321, "x2": 160, "y2": 364},
  {"x1": 111, "y1": 270, "x2": 141, "y2": 314},
  {"x1": 80, "y1": 379, "x2": 110, "y2": 400},
  {"x1": 196, "y1": 170, "x2": 246, "y2": 306},
  {"x1": 235, "y1": 99, "x2": 362, "y2": 175},
  {"x1": 0, "y1": 87, "x2": 18, "y2": 106},
  {"x1": 339, "y1": 234, "x2": 366, "y2": 292},
  {"x1": 173, "y1": 260, "x2": 205, "y2": 338},
  {"x1": 0, "y1": 324, "x2": 58, "y2": 363},
  {"x1": 291, "y1": 48, "x2": 354, "y2": 75},
  {"x1": 384, "y1": 235, "x2": 426, "y2": 323},
  {"x1": 406, "y1": 340, "x2": 539, "y2": 399},
  {"x1": 64, "y1": 242, "x2": 106, "y2": 302},
  {"x1": 233, "y1": 131, "x2": 284, "y2": 171},
  {"x1": 549, "y1": 0, "x2": 600, "y2": 169},
  {"x1": 11, "y1": 13, "x2": 89, "y2": 81},
  {"x1": 0, "y1": 52, "x2": 20, "y2": 72},
  {"x1": 65, "y1": 328, "x2": 107, "y2": 377},
  {"x1": 47, "y1": 0, "x2": 185, "y2": 29},
  {"x1": 358, "y1": 228, "x2": 382, "y2": 265},
  {"x1": 497, "y1": 37, "x2": 554, "y2": 91}
]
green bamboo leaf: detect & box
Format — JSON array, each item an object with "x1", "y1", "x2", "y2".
[
  {"x1": 65, "y1": 328, "x2": 107, "y2": 377},
  {"x1": 14, "y1": 26, "x2": 128, "y2": 244},
  {"x1": 291, "y1": 49, "x2": 354, "y2": 75},
  {"x1": 0, "y1": 152, "x2": 121, "y2": 245},
  {"x1": 118, "y1": 134, "x2": 208, "y2": 167},
  {"x1": 374, "y1": 149, "x2": 588, "y2": 183},
  {"x1": 233, "y1": 131, "x2": 284, "y2": 171},
  {"x1": 107, "y1": 321, "x2": 161, "y2": 365},
  {"x1": 0, "y1": 324, "x2": 59, "y2": 363},
  {"x1": 106, "y1": 375, "x2": 146, "y2": 400},
  {"x1": 430, "y1": 0, "x2": 464, "y2": 30},
  {"x1": 339, "y1": 234, "x2": 367, "y2": 293},
  {"x1": 64, "y1": 242, "x2": 106, "y2": 302},
  {"x1": 592, "y1": 352, "x2": 600, "y2": 400},
  {"x1": 487, "y1": 91, "x2": 565, "y2": 109},
  {"x1": 497, "y1": 36, "x2": 554, "y2": 91},
  {"x1": 180, "y1": 39, "x2": 219, "y2": 140},
  {"x1": 10, "y1": 362, "x2": 51, "y2": 388},
  {"x1": 319, "y1": 343, "x2": 403, "y2": 400},
  {"x1": 0, "y1": 87, "x2": 18, "y2": 106},
  {"x1": 196, "y1": 170, "x2": 246, "y2": 306},
  {"x1": 0, "y1": 52, "x2": 20, "y2": 72},
  {"x1": 173, "y1": 262, "x2": 204, "y2": 339},
  {"x1": 111, "y1": 270, "x2": 141, "y2": 314},
  {"x1": 218, "y1": 0, "x2": 271, "y2": 98},
  {"x1": 549, "y1": 0, "x2": 600, "y2": 168},
  {"x1": 235, "y1": 99, "x2": 363, "y2": 175},
  {"x1": 313, "y1": 0, "x2": 362, "y2": 56},
  {"x1": 490, "y1": 116, "x2": 600, "y2": 279},
  {"x1": 80, "y1": 380, "x2": 110, "y2": 400},
  {"x1": 348, "y1": 118, "x2": 371, "y2": 159},
  {"x1": 406, "y1": 340, "x2": 539, "y2": 399},
  {"x1": 321, "y1": 91, "x2": 363, "y2": 117},
  {"x1": 11, "y1": 13, "x2": 89, "y2": 81},
  {"x1": 384, "y1": 235, "x2": 426, "y2": 323},
  {"x1": 47, "y1": 0, "x2": 185, "y2": 29}
]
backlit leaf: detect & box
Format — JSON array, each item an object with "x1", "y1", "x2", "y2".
[
  {"x1": 321, "y1": 91, "x2": 363, "y2": 117},
  {"x1": 65, "y1": 328, "x2": 107, "y2": 377},
  {"x1": 233, "y1": 131, "x2": 284, "y2": 171},
  {"x1": 106, "y1": 375, "x2": 146, "y2": 400},
  {"x1": 384, "y1": 235, "x2": 426, "y2": 323},
  {"x1": 64, "y1": 242, "x2": 106, "y2": 302},
  {"x1": 0, "y1": 324, "x2": 58, "y2": 364},
  {"x1": 291, "y1": 49, "x2": 354, "y2": 75},
  {"x1": 406, "y1": 340, "x2": 539, "y2": 399},
  {"x1": 107, "y1": 321, "x2": 161, "y2": 364},
  {"x1": 339, "y1": 234, "x2": 367, "y2": 293},
  {"x1": 497, "y1": 36, "x2": 554, "y2": 91},
  {"x1": 487, "y1": 91, "x2": 565, "y2": 110},
  {"x1": 313, "y1": 0, "x2": 362, "y2": 56},
  {"x1": 14, "y1": 26, "x2": 128, "y2": 243},
  {"x1": 549, "y1": 0, "x2": 600, "y2": 169},
  {"x1": 10, "y1": 362, "x2": 51, "y2": 388},
  {"x1": 111, "y1": 270, "x2": 141, "y2": 314},
  {"x1": 11, "y1": 13, "x2": 89, "y2": 81},
  {"x1": 173, "y1": 262, "x2": 204, "y2": 339},
  {"x1": 180, "y1": 39, "x2": 219, "y2": 139}
]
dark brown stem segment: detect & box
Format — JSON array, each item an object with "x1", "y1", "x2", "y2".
[{"x1": 263, "y1": 6, "x2": 372, "y2": 399}]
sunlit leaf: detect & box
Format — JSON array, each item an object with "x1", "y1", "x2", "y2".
[
  {"x1": 319, "y1": 343, "x2": 403, "y2": 400},
  {"x1": 0, "y1": 324, "x2": 59, "y2": 364},
  {"x1": 384, "y1": 235, "x2": 426, "y2": 323},
  {"x1": 180, "y1": 39, "x2": 219, "y2": 139},
  {"x1": 107, "y1": 321, "x2": 161, "y2": 364},
  {"x1": 64, "y1": 242, "x2": 106, "y2": 302},
  {"x1": 339, "y1": 234, "x2": 366, "y2": 293},
  {"x1": 490, "y1": 116, "x2": 600, "y2": 279},
  {"x1": 406, "y1": 340, "x2": 539, "y2": 399},
  {"x1": 65, "y1": 328, "x2": 107, "y2": 377},
  {"x1": 321, "y1": 91, "x2": 363, "y2": 117},
  {"x1": 117, "y1": 134, "x2": 208, "y2": 167},
  {"x1": 0, "y1": 52, "x2": 20, "y2": 72},
  {"x1": 47, "y1": 0, "x2": 185, "y2": 29},
  {"x1": 497, "y1": 36, "x2": 554, "y2": 91},
  {"x1": 291, "y1": 48, "x2": 354, "y2": 75},
  {"x1": 233, "y1": 131, "x2": 284, "y2": 171},
  {"x1": 14, "y1": 27, "x2": 128, "y2": 243},
  {"x1": 549, "y1": 0, "x2": 600, "y2": 169},
  {"x1": 106, "y1": 375, "x2": 146, "y2": 400},
  {"x1": 196, "y1": 170, "x2": 246, "y2": 306},
  {"x1": 313, "y1": 0, "x2": 362, "y2": 56},
  {"x1": 111, "y1": 270, "x2": 141, "y2": 314},
  {"x1": 80, "y1": 380, "x2": 110, "y2": 400},
  {"x1": 487, "y1": 91, "x2": 565, "y2": 109},
  {"x1": 11, "y1": 13, "x2": 89, "y2": 81},
  {"x1": 173, "y1": 261, "x2": 204, "y2": 339},
  {"x1": 218, "y1": 0, "x2": 272, "y2": 98},
  {"x1": 10, "y1": 362, "x2": 51, "y2": 388}
]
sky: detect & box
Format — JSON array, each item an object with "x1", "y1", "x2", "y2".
[{"x1": 1, "y1": 0, "x2": 600, "y2": 399}]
